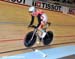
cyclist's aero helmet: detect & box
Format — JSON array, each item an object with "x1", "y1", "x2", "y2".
[{"x1": 28, "y1": 6, "x2": 36, "y2": 13}]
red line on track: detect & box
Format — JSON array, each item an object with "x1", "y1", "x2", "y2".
[
  {"x1": 0, "y1": 35, "x2": 75, "y2": 43},
  {"x1": 0, "y1": 39, "x2": 22, "y2": 42}
]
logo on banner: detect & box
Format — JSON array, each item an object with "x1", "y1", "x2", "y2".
[
  {"x1": 69, "y1": 8, "x2": 75, "y2": 15},
  {"x1": 10, "y1": 0, "x2": 25, "y2": 4},
  {"x1": 36, "y1": 1, "x2": 41, "y2": 7},
  {"x1": 33, "y1": 1, "x2": 61, "y2": 12}
]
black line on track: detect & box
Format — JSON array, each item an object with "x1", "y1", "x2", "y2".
[{"x1": 0, "y1": 42, "x2": 75, "y2": 54}]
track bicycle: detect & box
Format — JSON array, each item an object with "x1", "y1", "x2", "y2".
[{"x1": 24, "y1": 22, "x2": 53, "y2": 47}]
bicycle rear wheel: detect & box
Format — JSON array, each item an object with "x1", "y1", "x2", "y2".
[
  {"x1": 24, "y1": 31, "x2": 36, "y2": 47},
  {"x1": 43, "y1": 31, "x2": 53, "y2": 45}
]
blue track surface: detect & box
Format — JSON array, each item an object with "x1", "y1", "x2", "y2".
[{"x1": 0, "y1": 45, "x2": 75, "y2": 59}]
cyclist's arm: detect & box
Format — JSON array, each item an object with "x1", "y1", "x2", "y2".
[
  {"x1": 28, "y1": 15, "x2": 35, "y2": 27},
  {"x1": 36, "y1": 14, "x2": 41, "y2": 28}
]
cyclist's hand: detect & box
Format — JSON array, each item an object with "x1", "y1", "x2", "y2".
[
  {"x1": 31, "y1": 25, "x2": 37, "y2": 28},
  {"x1": 47, "y1": 22, "x2": 51, "y2": 26},
  {"x1": 28, "y1": 25, "x2": 37, "y2": 28}
]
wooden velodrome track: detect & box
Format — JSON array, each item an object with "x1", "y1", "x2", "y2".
[{"x1": 0, "y1": 1, "x2": 75, "y2": 56}]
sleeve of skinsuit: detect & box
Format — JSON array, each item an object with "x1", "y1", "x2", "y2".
[
  {"x1": 29, "y1": 15, "x2": 35, "y2": 26},
  {"x1": 36, "y1": 14, "x2": 42, "y2": 28}
]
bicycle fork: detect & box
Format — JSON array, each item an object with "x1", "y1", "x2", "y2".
[{"x1": 27, "y1": 29, "x2": 37, "y2": 44}]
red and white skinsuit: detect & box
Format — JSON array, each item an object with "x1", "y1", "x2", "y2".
[
  {"x1": 29, "y1": 9, "x2": 48, "y2": 38},
  {"x1": 29, "y1": 9, "x2": 48, "y2": 30}
]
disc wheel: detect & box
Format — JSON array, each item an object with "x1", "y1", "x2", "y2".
[
  {"x1": 24, "y1": 31, "x2": 36, "y2": 47},
  {"x1": 43, "y1": 31, "x2": 53, "y2": 45}
]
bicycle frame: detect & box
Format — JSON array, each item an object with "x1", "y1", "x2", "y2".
[{"x1": 30, "y1": 23, "x2": 50, "y2": 40}]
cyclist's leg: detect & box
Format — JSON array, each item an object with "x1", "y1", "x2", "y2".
[{"x1": 38, "y1": 21, "x2": 47, "y2": 38}]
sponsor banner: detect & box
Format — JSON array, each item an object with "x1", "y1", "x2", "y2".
[
  {"x1": 9, "y1": 0, "x2": 32, "y2": 5},
  {"x1": 32, "y1": 1, "x2": 62, "y2": 12},
  {"x1": 3, "y1": 0, "x2": 70, "y2": 14},
  {"x1": 61, "y1": 6, "x2": 69, "y2": 14}
]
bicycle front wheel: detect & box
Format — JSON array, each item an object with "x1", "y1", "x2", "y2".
[{"x1": 24, "y1": 31, "x2": 36, "y2": 47}]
